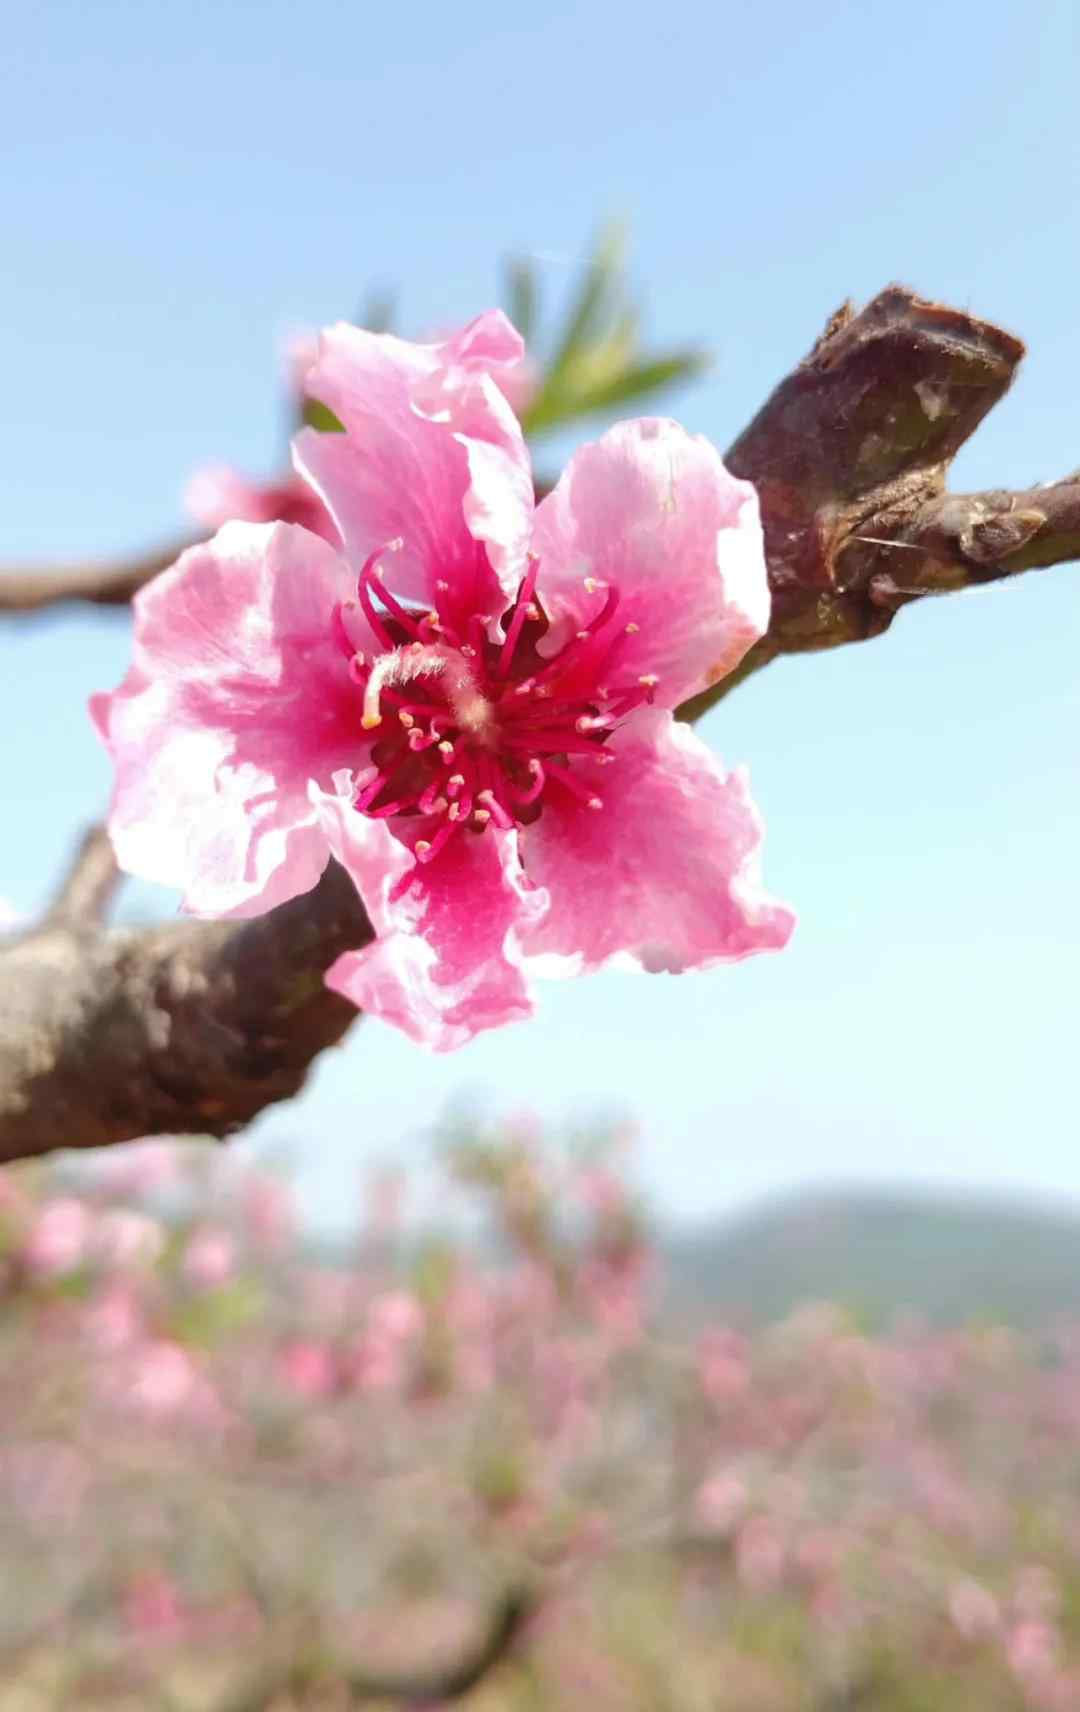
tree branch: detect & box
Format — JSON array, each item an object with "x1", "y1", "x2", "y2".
[
  {"x1": 681, "y1": 285, "x2": 1072, "y2": 718},
  {"x1": 40, "y1": 824, "x2": 120, "y2": 931},
  {"x1": 0, "y1": 537, "x2": 193, "y2": 614},
  {"x1": 0, "y1": 860, "x2": 371, "y2": 1161},
  {"x1": 1, "y1": 283, "x2": 1076, "y2": 1162},
  {"x1": 218, "y1": 1587, "x2": 533, "y2": 1710}
]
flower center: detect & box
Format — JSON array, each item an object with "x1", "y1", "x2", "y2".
[{"x1": 332, "y1": 546, "x2": 656, "y2": 864}]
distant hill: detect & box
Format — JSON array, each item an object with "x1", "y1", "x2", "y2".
[{"x1": 663, "y1": 1187, "x2": 1080, "y2": 1328}]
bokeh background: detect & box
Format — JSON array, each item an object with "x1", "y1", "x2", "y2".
[{"x1": 2, "y1": 0, "x2": 1078, "y2": 1231}]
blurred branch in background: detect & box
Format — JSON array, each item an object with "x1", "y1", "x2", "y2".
[
  {"x1": 1, "y1": 268, "x2": 1078, "y2": 1158},
  {"x1": 0, "y1": 534, "x2": 195, "y2": 615}
]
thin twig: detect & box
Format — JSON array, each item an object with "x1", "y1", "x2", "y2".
[{"x1": 40, "y1": 824, "x2": 120, "y2": 931}]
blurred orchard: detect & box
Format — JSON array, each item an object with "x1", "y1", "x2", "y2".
[{"x1": 1, "y1": 1126, "x2": 1079, "y2": 1710}]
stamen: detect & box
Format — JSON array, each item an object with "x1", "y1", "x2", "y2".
[
  {"x1": 359, "y1": 552, "x2": 424, "y2": 640},
  {"x1": 532, "y1": 584, "x2": 620, "y2": 687},
  {"x1": 418, "y1": 778, "x2": 448, "y2": 815},
  {"x1": 331, "y1": 602, "x2": 355, "y2": 659},
  {"x1": 354, "y1": 549, "x2": 397, "y2": 649},
  {"x1": 503, "y1": 758, "x2": 546, "y2": 807},
  {"x1": 361, "y1": 643, "x2": 449, "y2": 730},
  {"x1": 544, "y1": 760, "x2": 606, "y2": 809},
  {"x1": 414, "y1": 821, "x2": 458, "y2": 863},
  {"x1": 475, "y1": 787, "x2": 515, "y2": 829},
  {"x1": 497, "y1": 557, "x2": 541, "y2": 677}
]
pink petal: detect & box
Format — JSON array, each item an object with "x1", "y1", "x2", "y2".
[
  {"x1": 185, "y1": 464, "x2": 339, "y2": 545},
  {"x1": 530, "y1": 418, "x2": 769, "y2": 709},
  {"x1": 292, "y1": 316, "x2": 533, "y2": 621},
  {"x1": 312, "y1": 786, "x2": 548, "y2": 1051},
  {"x1": 433, "y1": 309, "x2": 525, "y2": 376},
  {"x1": 518, "y1": 708, "x2": 794, "y2": 974},
  {"x1": 93, "y1": 522, "x2": 372, "y2": 918}
]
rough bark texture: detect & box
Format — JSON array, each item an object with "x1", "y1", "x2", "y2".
[
  {"x1": 1, "y1": 284, "x2": 1076, "y2": 1162},
  {"x1": 0, "y1": 858, "x2": 370, "y2": 1160}
]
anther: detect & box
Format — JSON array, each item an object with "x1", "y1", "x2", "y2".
[
  {"x1": 415, "y1": 839, "x2": 432, "y2": 856},
  {"x1": 399, "y1": 710, "x2": 415, "y2": 728},
  {"x1": 625, "y1": 621, "x2": 640, "y2": 634},
  {"x1": 436, "y1": 579, "x2": 449, "y2": 592},
  {"x1": 473, "y1": 808, "x2": 491, "y2": 825},
  {"x1": 438, "y1": 740, "x2": 455, "y2": 761},
  {"x1": 448, "y1": 802, "x2": 462, "y2": 821},
  {"x1": 638, "y1": 674, "x2": 659, "y2": 687},
  {"x1": 447, "y1": 773, "x2": 465, "y2": 795},
  {"x1": 588, "y1": 797, "x2": 604, "y2": 811}
]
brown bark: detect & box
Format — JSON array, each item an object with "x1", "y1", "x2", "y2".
[
  {"x1": 0, "y1": 284, "x2": 1075, "y2": 1162},
  {"x1": 0, "y1": 536, "x2": 194, "y2": 613},
  {"x1": 0, "y1": 857, "x2": 370, "y2": 1159}
]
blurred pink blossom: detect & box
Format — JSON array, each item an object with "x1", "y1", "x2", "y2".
[
  {"x1": 182, "y1": 1226, "x2": 236, "y2": 1289},
  {"x1": 83, "y1": 1284, "x2": 141, "y2": 1351},
  {"x1": 948, "y1": 1576, "x2": 1001, "y2": 1642},
  {"x1": 694, "y1": 1471, "x2": 748, "y2": 1535},
  {"x1": 94, "y1": 1208, "x2": 164, "y2": 1271},
  {"x1": 23, "y1": 1198, "x2": 91, "y2": 1280},
  {"x1": 278, "y1": 1338, "x2": 336, "y2": 1399},
  {"x1": 123, "y1": 1340, "x2": 199, "y2": 1419},
  {"x1": 735, "y1": 1515, "x2": 787, "y2": 1594},
  {"x1": 122, "y1": 1569, "x2": 186, "y2": 1642}
]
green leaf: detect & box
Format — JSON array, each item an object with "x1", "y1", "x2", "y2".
[
  {"x1": 545, "y1": 221, "x2": 627, "y2": 390},
  {"x1": 503, "y1": 253, "x2": 539, "y2": 344},
  {"x1": 301, "y1": 396, "x2": 345, "y2": 434},
  {"x1": 575, "y1": 349, "x2": 710, "y2": 413}
]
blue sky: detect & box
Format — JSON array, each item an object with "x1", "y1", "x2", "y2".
[{"x1": 2, "y1": 0, "x2": 1078, "y2": 1228}]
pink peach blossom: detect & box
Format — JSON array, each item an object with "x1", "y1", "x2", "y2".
[
  {"x1": 242, "y1": 1173, "x2": 294, "y2": 1251},
  {"x1": 182, "y1": 1226, "x2": 236, "y2": 1289},
  {"x1": 94, "y1": 1208, "x2": 164, "y2": 1271},
  {"x1": 23, "y1": 1198, "x2": 91, "y2": 1279},
  {"x1": 278, "y1": 1338, "x2": 336, "y2": 1399},
  {"x1": 94, "y1": 312, "x2": 793, "y2": 1048},
  {"x1": 185, "y1": 463, "x2": 339, "y2": 545},
  {"x1": 123, "y1": 1339, "x2": 199, "y2": 1418}
]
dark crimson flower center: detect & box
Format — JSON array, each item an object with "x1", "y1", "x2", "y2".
[{"x1": 332, "y1": 546, "x2": 656, "y2": 864}]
